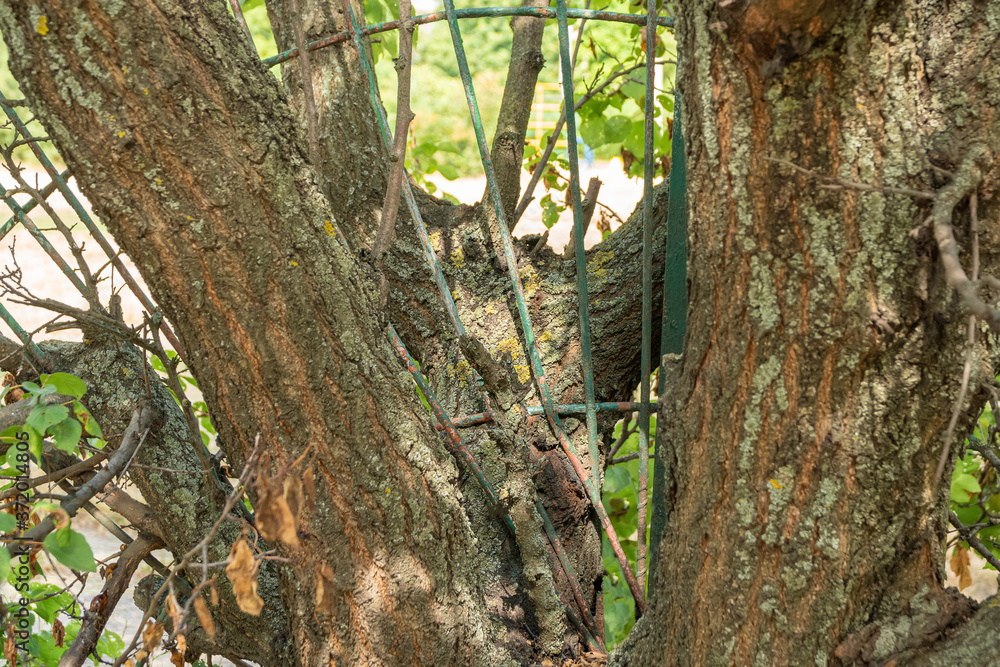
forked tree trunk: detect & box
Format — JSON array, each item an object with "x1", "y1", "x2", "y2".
[
  {"x1": 618, "y1": 1, "x2": 1000, "y2": 665},
  {"x1": 0, "y1": 0, "x2": 663, "y2": 664},
  {"x1": 0, "y1": 2, "x2": 503, "y2": 665}
]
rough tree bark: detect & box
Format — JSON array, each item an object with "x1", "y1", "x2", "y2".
[
  {"x1": 617, "y1": 1, "x2": 1000, "y2": 665},
  {"x1": 12, "y1": 0, "x2": 999, "y2": 664},
  {"x1": 0, "y1": 1, "x2": 503, "y2": 665},
  {"x1": 0, "y1": 0, "x2": 663, "y2": 664}
]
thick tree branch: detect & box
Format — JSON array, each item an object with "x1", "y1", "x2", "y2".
[
  {"x1": 487, "y1": 0, "x2": 550, "y2": 227},
  {"x1": 59, "y1": 533, "x2": 164, "y2": 667},
  {"x1": 11, "y1": 405, "x2": 153, "y2": 553}
]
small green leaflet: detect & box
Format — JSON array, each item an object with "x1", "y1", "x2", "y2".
[
  {"x1": 0, "y1": 546, "x2": 9, "y2": 583},
  {"x1": 51, "y1": 419, "x2": 83, "y2": 453},
  {"x1": 43, "y1": 527, "x2": 96, "y2": 572},
  {"x1": 26, "y1": 404, "x2": 69, "y2": 434},
  {"x1": 40, "y1": 373, "x2": 87, "y2": 399},
  {"x1": 73, "y1": 401, "x2": 102, "y2": 438},
  {"x1": 951, "y1": 472, "x2": 982, "y2": 504}
]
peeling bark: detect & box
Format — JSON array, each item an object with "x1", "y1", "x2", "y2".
[{"x1": 616, "y1": 1, "x2": 1000, "y2": 665}]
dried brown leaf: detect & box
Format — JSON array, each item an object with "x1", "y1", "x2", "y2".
[
  {"x1": 950, "y1": 544, "x2": 973, "y2": 591},
  {"x1": 166, "y1": 594, "x2": 183, "y2": 631},
  {"x1": 170, "y1": 649, "x2": 184, "y2": 667},
  {"x1": 142, "y1": 620, "x2": 164, "y2": 652},
  {"x1": 209, "y1": 581, "x2": 219, "y2": 607},
  {"x1": 285, "y1": 476, "x2": 303, "y2": 525},
  {"x1": 303, "y1": 465, "x2": 316, "y2": 511},
  {"x1": 226, "y1": 538, "x2": 264, "y2": 615},
  {"x1": 4, "y1": 634, "x2": 17, "y2": 666},
  {"x1": 256, "y1": 475, "x2": 299, "y2": 547},
  {"x1": 2, "y1": 373, "x2": 23, "y2": 405},
  {"x1": 315, "y1": 562, "x2": 336, "y2": 612},
  {"x1": 52, "y1": 617, "x2": 65, "y2": 647},
  {"x1": 595, "y1": 210, "x2": 611, "y2": 236},
  {"x1": 194, "y1": 596, "x2": 216, "y2": 638}
]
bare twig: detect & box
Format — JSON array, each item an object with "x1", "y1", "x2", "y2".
[
  {"x1": 929, "y1": 159, "x2": 1000, "y2": 332},
  {"x1": 99, "y1": 487, "x2": 166, "y2": 539},
  {"x1": 289, "y1": 0, "x2": 321, "y2": 165},
  {"x1": 111, "y1": 435, "x2": 265, "y2": 667},
  {"x1": 60, "y1": 533, "x2": 163, "y2": 667},
  {"x1": 562, "y1": 177, "x2": 602, "y2": 258},
  {"x1": 372, "y1": 0, "x2": 415, "y2": 304},
  {"x1": 764, "y1": 156, "x2": 936, "y2": 201},
  {"x1": 529, "y1": 229, "x2": 550, "y2": 256},
  {"x1": 937, "y1": 192, "x2": 981, "y2": 484},
  {"x1": 950, "y1": 511, "x2": 1000, "y2": 570},
  {"x1": 608, "y1": 416, "x2": 637, "y2": 460},
  {"x1": 0, "y1": 139, "x2": 101, "y2": 309},
  {"x1": 0, "y1": 450, "x2": 106, "y2": 501}
]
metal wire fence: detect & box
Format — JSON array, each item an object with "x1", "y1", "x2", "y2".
[{"x1": 0, "y1": 0, "x2": 687, "y2": 654}]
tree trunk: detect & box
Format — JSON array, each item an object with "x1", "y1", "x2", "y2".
[
  {"x1": 617, "y1": 1, "x2": 1000, "y2": 665},
  {"x1": 0, "y1": 2, "x2": 504, "y2": 665},
  {"x1": 0, "y1": 0, "x2": 668, "y2": 663}
]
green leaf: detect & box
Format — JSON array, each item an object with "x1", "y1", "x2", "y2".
[
  {"x1": 26, "y1": 404, "x2": 69, "y2": 434},
  {"x1": 540, "y1": 194, "x2": 561, "y2": 229},
  {"x1": 31, "y1": 585, "x2": 74, "y2": 624},
  {"x1": 42, "y1": 528, "x2": 96, "y2": 572},
  {"x1": 200, "y1": 416, "x2": 216, "y2": 435},
  {"x1": 40, "y1": 373, "x2": 87, "y2": 399},
  {"x1": 953, "y1": 505, "x2": 983, "y2": 532},
  {"x1": 0, "y1": 513, "x2": 15, "y2": 532},
  {"x1": 951, "y1": 472, "x2": 982, "y2": 503},
  {"x1": 51, "y1": 419, "x2": 82, "y2": 453},
  {"x1": 4, "y1": 425, "x2": 40, "y2": 467},
  {"x1": 603, "y1": 115, "x2": 631, "y2": 144},
  {"x1": 0, "y1": 546, "x2": 9, "y2": 583},
  {"x1": 578, "y1": 115, "x2": 606, "y2": 148},
  {"x1": 437, "y1": 163, "x2": 459, "y2": 181},
  {"x1": 73, "y1": 401, "x2": 102, "y2": 438},
  {"x1": 620, "y1": 79, "x2": 645, "y2": 101},
  {"x1": 603, "y1": 466, "x2": 632, "y2": 494},
  {"x1": 242, "y1": 0, "x2": 265, "y2": 8},
  {"x1": 96, "y1": 629, "x2": 125, "y2": 658}
]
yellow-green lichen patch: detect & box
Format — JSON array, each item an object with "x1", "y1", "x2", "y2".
[
  {"x1": 451, "y1": 246, "x2": 465, "y2": 269},
  {"x1": 588, "y1": 249, "x2": 614, "y2": 282},
  {"x1": 446, "y1": 359, "x2": 475, "y2": 388},
  {"x1": 514, "y1": 365, "x2": 531, "y2": 385},
  {"x1": 521, "y1": 267, "x2": 542, "y2": 295},
  {"x1": 494, "y1": 337, "x2": 522, "y2": 360}
]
